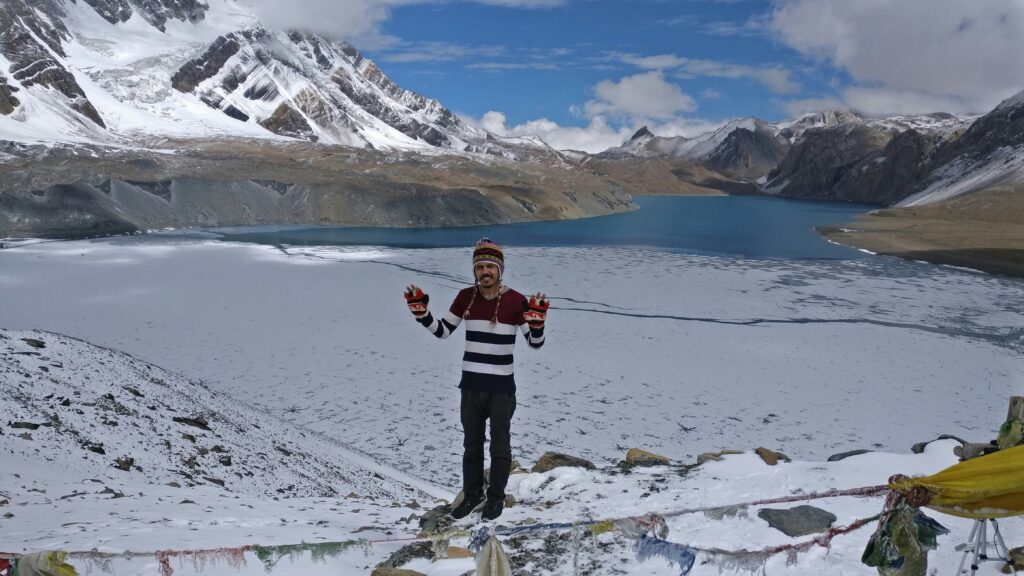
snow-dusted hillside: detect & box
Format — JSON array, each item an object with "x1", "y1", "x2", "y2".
[{"x1": 1, "y1": 328, "x2": 439, "y2": 501}]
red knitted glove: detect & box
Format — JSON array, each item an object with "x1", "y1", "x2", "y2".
[
  {"x1": 404, "y1": 287, "x2": 430, "y2": 319},
  {"x1": 523, "y1": 295, "x2": 549, "y2": 329}
]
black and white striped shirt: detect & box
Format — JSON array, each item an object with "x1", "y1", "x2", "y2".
[{"x1": 418, "y1": 286, "x2": 544, "y2": 393}]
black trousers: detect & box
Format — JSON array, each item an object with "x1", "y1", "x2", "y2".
[{"x1": 460, "y1": 388, "x2": 516, "y2": 500}]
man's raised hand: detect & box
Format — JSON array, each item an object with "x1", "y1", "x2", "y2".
[
  {"x1": 404, "y1": 284, "x2": 430, "y2": 319},
  {"x1": 524, "y1": 292, "x2": 549, "y2": 329}
]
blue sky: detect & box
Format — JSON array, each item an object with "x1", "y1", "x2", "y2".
[
  {"x1": 252, "y1": 0, "x2": 1023, "y2": 152},
  {"x1": 368, "y1": 0, "x2": 812, "y2": 126}
]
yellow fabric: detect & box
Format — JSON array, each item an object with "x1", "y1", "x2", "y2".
[{"x1": 888, "y1": 444, "x2": 1024, "y2": 519}]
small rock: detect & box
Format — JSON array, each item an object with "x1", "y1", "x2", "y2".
[
  {"x1": 444, "y1": 546, "x2": 474, "y2": 559},
  {"x1": 218, "y1": 455, "x2": 232, "y2": 466},
  {"x1": 827, "y1": 449, "x2": 872, "y2": 462},
  {"x1": 754, "y1": 447, "x2": 791, "y2": 466},
  {"x1": 18, "y1": 432, "x2": 33, "y2": 440},
  {"x1": 911, "y1": 434, "x2": 967, "y2": 454},
  {"x1": 371, "y1": 568, "x2": 427, "y2": 576},
  {"x1": 377, "y1": 541, "x2": 434, "y2": 569},
  {"x1": 60, "y1": 398, "x2": 71, "y2": 407},
  {"x1": 203, "y1": 476, "x2": 225, "y2": 487},
  {"x1": 21, "y1": 338, "x2": 45, "y2": 349},
  {"x1": 417, "y1": 504, "x2": 454, "y2": 535},
  {"x1": 3, "y1": 512, "x2": 13, "y2": 519},
  {"x1": 505, "y1": 494, "x2": 516, "y2": 508},
  {"x1": 114, "y1": 456, "x2": 134, "y2": 471},
  {"x1": 531, "y1": 452, "x2": 597, "y2": 473},
  {"x1": 10, "y1": 422, "x2": 40, "y2": 430},
  {"x1": 182, "y1": 433, "x2": 196, "y2": 443},
  {"x1": 625, "y1": 448, "x2": 671, "y2": 467},
  {"x1": 86, "y1": 443, "x2": 106, "y2": 455},
  {"x1": 696, "y1": 449, "x2": 743, "y2": 465},
  {"x1": 1001, "y1": 546, "x2": 1024, "y2": 573},
  {"x1": 758, "y1": 505, "x2": 836, "y2": 537},
  {"x1": 172, "y1": 416, "x2": 211, "y2": 431},
  {"x1": 166, "y1": 482, "x2": 181, "y2": 488},
  {"x1": 179, "y1": 499, "x2": 196, "y2": 505}
]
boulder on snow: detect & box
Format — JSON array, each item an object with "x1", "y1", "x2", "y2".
[
  {"x1": 754, "y1": 447, "x2": 791, "y2": 466},
  {"x1": 827, "y1": 449, "x2": 872, "y2": 462},
  {"x1": 1001, "y1": 547, "x2": 1024, "y2": 573},
  {"x1": 758, "y1": 505, "x2": 836, "y2": 537},
  {"x1": 371, "y1": 568, "x2": 427, "y2": 576},
  {"x1": 696, "y1": 449, "x2": 743, "y2": 465},
  {"x1": 624, "y1": 448, "x2": 671, "y2": 467},
  {"x1": 531, "y1": 452, "x2": 596, "y2": 473},
  {"x1": 21, "y1": 338, "x2": 46, "y2": 349}
]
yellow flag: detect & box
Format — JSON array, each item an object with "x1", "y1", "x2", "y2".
[{"x1": 889, "y1": 444, "x2": 1024, "y2": 519}]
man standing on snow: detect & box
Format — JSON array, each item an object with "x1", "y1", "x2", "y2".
[{"x1": 404, "y1": 238, "x2": 549, "y2": 521}]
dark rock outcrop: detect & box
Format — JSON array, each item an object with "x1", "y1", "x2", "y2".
[
  {"x1": 0, "y1": 0, "x2": 105, "y2": 127},
  {"x1": 172, "y1": 34, "x2": 242, "y2": 93},
  {"x1": 0, "y1": 77, "x2": 19, "y2": 115},
  {"x1": 82, "y1": 0, "x2": 133, "y2": 24},
  {"x1": 764, "y1": 124, "x2": 892, "y2": 202},
  {"x1": 705, "y1": 123, "x2": 790, "y2": 180},
  {"x1": 829, "y1": 129, "x2": 943, "y2": 205},
  {"x1": 260, "y1": 103, "x2": 317, "y2": 141}
]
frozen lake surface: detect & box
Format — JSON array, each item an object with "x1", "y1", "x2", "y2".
[{"x1": 2, "y1": 236, "x2": 1020, "y2": 491}]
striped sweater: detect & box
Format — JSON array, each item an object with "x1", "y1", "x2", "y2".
[{"x1": 417, "y1": 285, "x2": 545, "y2": 393}]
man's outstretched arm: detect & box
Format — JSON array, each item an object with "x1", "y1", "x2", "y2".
[
  {"x1": 405, "y1": 284, "x2": 461, "y2": 339},
  {"x1": 521, "y1": 292, "x2": 548, "y2": 349}
]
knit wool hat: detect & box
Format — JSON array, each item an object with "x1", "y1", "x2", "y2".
[{"x1": 472, "y1": 237, "x2": 505, "y2": 278}]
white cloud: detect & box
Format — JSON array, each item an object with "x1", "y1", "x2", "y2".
[
  {"x1": 380, "y1": 41, "x2": 505, "y2": 63},
  {"x1": 243, "y1": 0, "x2": 405, "y2": 47},
  {"x1": 770, "y1": 0, "x2": 1024, "y2": 113},
  {"x1": 620, "y1": 54, "x2": 689, "y2": 70},
  {"x1": 243, "y1": 0, "x2": 565, "y2": 46},
  {"x1": 475, "y1": 0, "x2": 565, "y2": 6},
  {"x1": 464, "y1": 110, "x2": 724, "y2": 153},
  {"x1": 583, "y1": 72, "x2": 697, "y2": 120},
  {"x1": 466, "y1": 111, "x2": 631, "y2": 151},
  {"x1": 781, "y1": 96, "x2": 847, "y2": 117},
  {"x1": 615, "y1": 53, "x2": 800, "y2": 95}
]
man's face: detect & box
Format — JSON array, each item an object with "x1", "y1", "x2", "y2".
[{"x1": 474, "y1": 262, "x2": 500, "y2": 287}]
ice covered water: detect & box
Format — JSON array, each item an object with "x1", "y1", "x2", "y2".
[{"x1": 1, "y1": 234, "x2": 1020, "y2": 490}]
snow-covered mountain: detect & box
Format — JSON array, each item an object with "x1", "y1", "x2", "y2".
[
  {"x1": 0, "y1": 0, "x2": 563, "y2": 161},
  {"x1": 897, "y1": 90, "x2": 1024, "y2": 207},
  {"x1": 597, "y1": 111, "x2": 973, "y2": 185},
  {"x1": 762, "y1": 92, "x2": 1024, "y2": 206}
]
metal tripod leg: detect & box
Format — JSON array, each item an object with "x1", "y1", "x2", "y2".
[
  {"x1": 955, "y1": 519, "x2": 982, "y2": 575},
  {"x1": 955, "y1": 518, "x2": 1012, "y2": 575}
]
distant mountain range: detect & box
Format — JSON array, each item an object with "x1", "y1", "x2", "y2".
[{"x1": 0, "y1": 0, "x2": 1021, "y2": 253}]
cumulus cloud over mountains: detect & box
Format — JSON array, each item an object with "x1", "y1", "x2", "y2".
[{"x1": 770, "y1": 0, "x2": 1024, "y2": 114}]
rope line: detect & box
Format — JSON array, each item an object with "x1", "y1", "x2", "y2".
[{"x1": 0, "y1": 482, "x2": 893, "y2": 573}]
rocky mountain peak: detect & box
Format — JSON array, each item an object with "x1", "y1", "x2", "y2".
[
  {"x1": 81, "y1": 0, "x2": 209, "y2": 30},
  {"x1": 629, "y1": 126, "x2": 654, "y2": 142}
]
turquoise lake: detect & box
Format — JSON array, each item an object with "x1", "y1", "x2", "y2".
[{"x1": 202, "y1": 196, "x2": 874, "y2": 260}]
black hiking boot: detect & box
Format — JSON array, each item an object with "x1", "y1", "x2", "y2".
[
  {"x1": 481, "y1": 497, "x2": 504, "y2": 520},
  {"x1": 451, "y1": 492, "x2": 485, "y2": 519}
]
